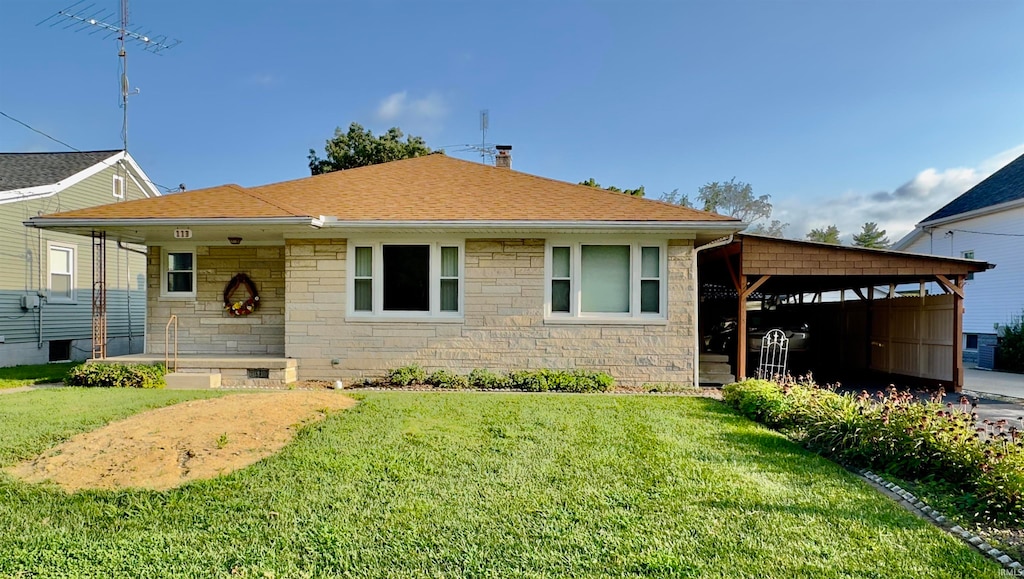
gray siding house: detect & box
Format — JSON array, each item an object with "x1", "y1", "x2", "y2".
[{"x1": 0, "y1": 151, "x2": 160, "y2": 366}]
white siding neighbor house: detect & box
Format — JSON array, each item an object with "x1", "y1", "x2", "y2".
[{"x1": 894, "y1": 152, "x2": 1024, "y2": 366}]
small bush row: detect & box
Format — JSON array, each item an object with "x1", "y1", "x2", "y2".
[
  {"x1": 368, "y1": 364, "x2": 615, "y2": 393},
  {"x1": 65, "y1": 363, "x2": 166, "y2": 389},
  {"x1": 723, "y1": 377, "x2": 1024, "y2": 525}
]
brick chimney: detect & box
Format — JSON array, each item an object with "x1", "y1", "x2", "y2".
[{"x1": 495, "y1": 145, "x2": 512, "y2": 169}]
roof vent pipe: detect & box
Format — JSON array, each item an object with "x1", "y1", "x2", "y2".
[{"x1": 495, "y1": 145, "x2": 512, "y2": 169}]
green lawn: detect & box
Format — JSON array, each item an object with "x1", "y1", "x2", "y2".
[
  {"x1": 0, "y1": 390, "x2": 1004, "y2": 578},
  {"x1": 0, "y1": 362, "x2": 77, "y2": 389}
]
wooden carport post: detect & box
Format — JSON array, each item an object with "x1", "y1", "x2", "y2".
[
  {"x1": 732, "y1": 272, "x2": 771, "y2": 381},
  {"x1": 936, "y1": 274, "x2": 966, "y2": 392}
]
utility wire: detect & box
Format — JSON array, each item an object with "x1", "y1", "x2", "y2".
[
  {"x1": 1, "y1": 109, "x2": 180, "y2": 193},
  {"x1": 946, "y1": 228, "x2": 1024, "y2": 237},
  {"x1": 1, "y1": 110, "x2": 80, "y2": 152}
]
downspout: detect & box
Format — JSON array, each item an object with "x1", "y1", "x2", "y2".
[
  {"x1": 37, "y1": 226, "x2": 43, "y2": 349},
  {"x1": 692, "y1": 234, "x2": 735, "y2": 388}
]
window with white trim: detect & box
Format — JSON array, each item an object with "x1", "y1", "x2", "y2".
[
  {"x1": 348, "y1": 241, "x2": 463, "y2": 317},
  {"x1": 962, "y1": 250, "x2": 975, "y2": 281},
  {"x1": 161, "y1": 249, "x2": 196, "y2": 297},
  {"x1": 112, "y1": 174, "x2": 125, "y2": 199},
  {"x1": 545, "y1": 241, "x2": 666, "y2": 319},
  {"x1": 48, "y1": 244, "x2": 75, "y2": 303}
]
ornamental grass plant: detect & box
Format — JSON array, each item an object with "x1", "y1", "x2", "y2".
[{"x1": 723, "y1": 377, "x2": 1024, "y2": 525}]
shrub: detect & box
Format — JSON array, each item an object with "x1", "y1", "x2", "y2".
[
  {"x1": 468, "y1": 368, "x2": 507, "y2": 390},
  {"x1": 385, "y1": 364, "x2": 427, "y2": 387},
  {"x1": 722, "y1": 377, "x2": 1024, "y2": 525},
  {"x1": 505, "y1": 369, "x2": 614, "y2": 393},
  {"x1": 997, "y1": 311, "x2": 1024, "y2": 373},
  {"x1": 64, "y1": 363, "x2": 165, "y2": 389},
  {"x1": 722, "y1": 379, "x2": 790, "y2": 427},
  {"x1": 426, "y1": 369, "x2": 469, "y2": 390}
]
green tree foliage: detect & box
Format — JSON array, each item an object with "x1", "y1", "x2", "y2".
[
  {"x1": 696, "y1": 178, "x2": 772, "y2": 223},
  {"x1": 660, "y1": 188, "x2": 692, "y2": 208},
  {"x1": 852, "y1": 222, "x2": 891, "y2": 248},
  {"x1": 579, "y1": 178, "x2": 645, "y2": 197},
  {"x1": 996, "y1": 312, "x2": 1024, "y2": 373},
  {"x1": 308, "y1": 122, "x2": 434, "y2": 175},
  {"x1": 661, "y1": 179, "x2": 786, "y2": 237},
  {"x1": 748, "y1": 220, "x2": 788, "y2": 238},
  {"x1": 806, "y1": 225, "x2": 841, "y2": 244}
]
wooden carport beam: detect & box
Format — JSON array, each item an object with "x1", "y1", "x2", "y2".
[
  {"x1": 934, "y1": 274, "x2": 965, "y2": 298},
  {"x1": 735, "y1": 275, "x2": 771, "y2": 380}
]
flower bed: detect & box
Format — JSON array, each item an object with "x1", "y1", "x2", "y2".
[{"x1": 722, "y1": 377, "x2": 1024, "y2": 526}]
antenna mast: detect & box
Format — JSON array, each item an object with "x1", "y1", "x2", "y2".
[
  {"x1": 480, "y1": 109, "x2": 489, "y2": 163},
  {"x1": 39, "y1": 0, "x2": 180, "y2": 154}
]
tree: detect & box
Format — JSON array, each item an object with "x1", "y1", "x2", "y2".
[
  {"x1": 748, "y1": 220, "x2": 788, "y2": 238},
  {"x1": 308, "y1": 122, "x2": 434, "y2": 175},
  {"x1": 806, "y1": 225, "x2": 841, "y2": 244},
  {"x1": 661, "y1": 178, "x2": 786, "y2": 236},
  {"x1": 660, "y1": 188, "x2": 693, "y2": 208},
  {"x1": 852, "y1": 222, "x2": 890, "y2": 248},
  {"x1": 579, "y1": 178, "x2": 645, "y2": 197},
  {"x1": 695, "y1": 178, "x2": 772, "y2": 223}
]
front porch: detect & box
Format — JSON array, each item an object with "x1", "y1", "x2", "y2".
[{"x1": 89, "y1": 353, "x2": 297, "y2": 388}]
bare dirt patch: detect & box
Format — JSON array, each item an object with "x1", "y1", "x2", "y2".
[{"x1": 7, "y1": 391, "x2": 357, "y2": 492}]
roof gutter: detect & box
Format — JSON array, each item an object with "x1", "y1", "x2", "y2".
[
  {"x1": 315, "y1": 218, "x2": 746, "y2": 231},
  {"x1": 24, "y1": 216, "x2": 320, "y2": 229},
  {"x1": 691, "y1": 235, "x2": 735, "y2": 389}
]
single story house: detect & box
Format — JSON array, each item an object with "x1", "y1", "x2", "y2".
[
  {"x1": 26, "y1": 152, "x2": 745, "y2": 387},
  {"x1": 26, "y1": 152, "x2": 989, "y2": 390}
]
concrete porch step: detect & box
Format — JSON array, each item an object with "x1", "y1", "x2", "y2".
[
  {"x1": 699, "y1": 373, "x2": 736, "y2": 386},
  {"x1": 165, "y1": 372, "x2": 221, "y2": 390},
  {"x1": 699, "y1": 353, "x2": 729, "y2": 364},
  {"x1": 700, "y1": 362, "x2": 732, "y2": 374}
]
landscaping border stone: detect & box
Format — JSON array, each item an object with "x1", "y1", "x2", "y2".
[{"x1": 857, "y1": 469, "x2": 1022, "y2": 574}]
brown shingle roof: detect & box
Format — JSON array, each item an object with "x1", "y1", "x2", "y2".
[{"x1": 37, "y1": 155, "x2": 738, "y2": 223}]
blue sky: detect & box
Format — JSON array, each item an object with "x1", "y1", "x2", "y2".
[{"x1": 1, "y1": 0, "x2": 1022, "y2": 242}]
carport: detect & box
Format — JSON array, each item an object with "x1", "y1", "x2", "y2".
[{"x1": 698, "y1": 233, "x2": 992, "y2": 391}]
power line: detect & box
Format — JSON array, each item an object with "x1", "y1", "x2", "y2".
[
  {"x1": 1, "y1": 109, "x2": 180, "y2": 193},
  {"x1": 0, "y1": 111, "x2": 80, "y2": 152},
  {"x1": 947, "y1": 228, "x2": 1024, "y2": 238}
]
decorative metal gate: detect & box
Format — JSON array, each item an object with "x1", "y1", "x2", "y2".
[{"x1": 756, "y1": 329, "x2": 789, "y2": 380}]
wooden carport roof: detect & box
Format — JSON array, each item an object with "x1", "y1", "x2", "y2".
[{"x1": 699, "y1": 233, "x2": 994, "y2": 390}]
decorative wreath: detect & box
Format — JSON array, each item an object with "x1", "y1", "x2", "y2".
[{"x1": 224, "y1": 273, "x2": 260, "y2": 316}]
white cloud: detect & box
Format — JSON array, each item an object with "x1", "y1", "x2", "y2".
[
  {"x1": 773, "y1": 143, "x2": 1024, "y2": 244},
  {"x1": 375, "y1": 91, "x2": 447, "y2": 127}
]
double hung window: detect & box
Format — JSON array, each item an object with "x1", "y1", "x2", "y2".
[
  {"x1": 48, "y1": 244, "x2": 76, "y2": 303},
  {"x1": 546, "y1": 241, "x2": 666, "y2": 320},
  {"x1": 161, "y1": 249, "x2": 196, "y2": 297},
  {"x1": 349, "y1": 241, "x2": 462, "y2": 318}
]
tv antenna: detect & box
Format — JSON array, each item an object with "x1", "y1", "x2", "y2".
[
  {"x1": 453, "y1": 110, "x2": 496, "y2": 163},
  {"x1": 39, "y1": 0, "x2": 180, "y2": 154}
]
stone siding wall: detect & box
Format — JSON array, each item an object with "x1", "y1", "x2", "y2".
[
  {"x1": 285, "y1": 238, "x2": 695, "y2": 388},
  {"x1": 146, "y1": 246, "x2": 285, "y2": 355}
]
